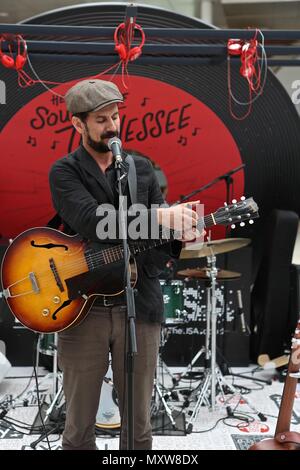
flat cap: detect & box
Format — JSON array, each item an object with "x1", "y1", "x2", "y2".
[{"x1": 65, "y1": 79, "x2": 123, "y2": 114}]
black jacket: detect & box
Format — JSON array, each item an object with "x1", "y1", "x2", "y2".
[{"x1": 49, "y1": 145, "x2": 181, "y2": 323}]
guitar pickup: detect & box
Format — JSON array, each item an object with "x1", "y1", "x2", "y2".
[{"x1": 49, "y1": 258, "x2": 64, "y2": 292}]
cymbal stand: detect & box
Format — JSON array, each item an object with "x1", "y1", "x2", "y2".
[
  {"x1": 207, "y1": 253, "x2": 218, "y2": 409},
  {"x1": 186, "y1": 255, "x2": 266, "y2": 430},
  {"x1": 186, "y1": 252, "x2": 222, "y2": 432}
]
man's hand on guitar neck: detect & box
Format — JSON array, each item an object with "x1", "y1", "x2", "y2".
[{"x1": 156, "y1": 200, "x2": 205, "y2": 242}]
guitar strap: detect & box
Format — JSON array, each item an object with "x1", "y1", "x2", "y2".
[
  {"x1": 47, "y1": 154, "x2": 137, "y2": 228},
  {"x1": 126, "y1": 154, "x2": 137, "y2": 205}
]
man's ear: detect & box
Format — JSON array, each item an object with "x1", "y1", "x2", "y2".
[{"x1": 72, "y1": 116, "x2": 84, "y2": 134}]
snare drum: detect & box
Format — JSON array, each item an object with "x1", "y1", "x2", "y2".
[
  {"x1": 39, "y1": 333, "x2": 55, "y2": 356},
  {"x1": 160, "y1": 280, "x2": 184, "y2": 324}
]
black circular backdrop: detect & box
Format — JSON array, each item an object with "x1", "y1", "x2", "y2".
[{"x1": 1, "y1": 2, "x2": 300, "y2": 240}]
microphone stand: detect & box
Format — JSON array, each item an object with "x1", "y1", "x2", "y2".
[
  {"x1": 174, "y1": 163, "x2": 246, "y2": 379},
  {"x1": 115, "y1": 153, "x2": 137, "y2": 450},
  {"x1": 174, "y1": 164, "x2": 245, "y2": 205}
]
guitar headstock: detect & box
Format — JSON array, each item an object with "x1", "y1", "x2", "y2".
[{"x1": 213, "y1": 196, "x2": 259, "y2": 229}]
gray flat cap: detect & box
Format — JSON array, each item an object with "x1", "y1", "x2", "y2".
[{"x1": 65, "y1": 79, "x2": 123, "y2": 114}]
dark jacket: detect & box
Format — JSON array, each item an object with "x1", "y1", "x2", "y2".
[{"x1": 49, "y1": 145, "x2": 181, "y2": 323}]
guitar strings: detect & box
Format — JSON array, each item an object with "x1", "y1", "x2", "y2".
[
  {"x1": 12, "y1": 235, "x2": 169, "y2": 288},
  {"x1": 9, "y1": 213, "x2": 220, "y2": 289}
]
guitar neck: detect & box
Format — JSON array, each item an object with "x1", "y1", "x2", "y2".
[
  {"x1": 131, "y1": 213, "x2": 216, "y2": 253},
  {"x1": 275, "y1": 373, "x2": 298, "y2": 435},
  {"x1": 85, "y1": 196, "x2": 258, "y2": 271},
  {"x1": 85, "y1": 213, "x2": 214, "y2": 271}
]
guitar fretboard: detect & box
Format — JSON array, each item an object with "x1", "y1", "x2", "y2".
[{"x1": 84, "y1": 213, "x2": 214, "y2": 271}]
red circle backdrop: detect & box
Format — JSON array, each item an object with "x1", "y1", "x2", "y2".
[{"x1": 0, "y1": 75, "x2": 243, "y2": 238}]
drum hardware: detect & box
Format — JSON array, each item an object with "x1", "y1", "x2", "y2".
[
  {"x1": 174, "y1": 236, "x2": 250, "y2": 387},
  {"x1": 174, "y1": 261, "x2": 232, "y2": 387},
  {"x1": 29, "y1": 333, "x2": 65, "y2": 449},
  {"x1": 180, "y1": 251, "x2": 264, "y2": 432},
  {"x1": 190, "y1": 251, "x2": 237, "y2": 411},
  {"x1": 36, "y1": 333, "x2": 60, "y2": 400},
  {"x1": 152, "y1": 376, "x2": 177, "y2": 429},
  {"x1": 157, "y1": 329, "x2": 178, "y2": 383},
  {"x1": 151, "y1": 330, "x2": 179, "y2": 430},
  {"x1": 158, "y1": 237, "x2": 250, "y2": 415}
]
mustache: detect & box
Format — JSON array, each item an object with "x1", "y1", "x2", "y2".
[{"x1": 101, "y1": 132, "x2": 118, "y2": 139}]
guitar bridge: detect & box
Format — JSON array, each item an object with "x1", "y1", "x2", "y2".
[
  {"x1": 49, "y1": 258, "x2": 64, "y2": 292},
  {"x1": 29, "y1": 272, "x2": 39, "y2": 293}
]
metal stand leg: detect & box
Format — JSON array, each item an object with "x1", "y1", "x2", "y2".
[
  {"x1": 152, "y1": 379, "x2": 176, "y2": 428},
  {"x1": 186, "y1": 254, "x2": 225, "y2": 431},
  {"x1": 40, "y1": 333, "x2": 64, "y2": 420},
  {"x1": 157, "y1": 329, "x2": 177, "y2": 383},
  {"x1": 187, "y1": 316, "x2": 266, "y2": 430},
  {"x1": 23, "y1": 334, "x2": 59, "y2": 403},
  {"x1": 29, "y1": 334, "x2": 64, "y2": 444},
  {"x1": 151, "y1": 341, "x2": 177, "y2": 429}
]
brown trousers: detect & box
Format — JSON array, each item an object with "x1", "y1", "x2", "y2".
[{"x1": 58, "y1": 305, "x2": 161, "y2": 450}]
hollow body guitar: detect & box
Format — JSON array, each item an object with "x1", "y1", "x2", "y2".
[
  {"x1": 1, "y1": 197, "x2": 258, "y2": 333},
  {"x1": 249, "y1": 320, "x2": 300, "y2": 450}
]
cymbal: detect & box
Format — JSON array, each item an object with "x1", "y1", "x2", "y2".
[
  {"x1": 180, "y1": 238, "x2": 251, "y2": 259},
  {"x1": 177, "y1": 267, "x2": 241, "y2": 281}
]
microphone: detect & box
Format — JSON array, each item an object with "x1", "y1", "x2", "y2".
[
  {"x1": 237, "y1": 289, "x2": 247, "y2": 334},
  {"x1": 108, "y1": 136, "x2": 122, "y2": 163}
]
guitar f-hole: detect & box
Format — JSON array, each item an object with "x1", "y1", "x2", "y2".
[{"x1": 31, "y1": 240, "x2": 68, "y2": 250}]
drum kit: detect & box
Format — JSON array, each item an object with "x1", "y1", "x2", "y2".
[
  {"x1": 156, "y1": 236, "x2": 252, "y2": 422},
  {"x1": 160, "y1": 237, "x2": 249, "y2": 326}
]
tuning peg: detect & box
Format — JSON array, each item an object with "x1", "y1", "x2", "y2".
[
  {"x1": 231, "y1": 224, "x2": 236, "y2": 229},
  {"x1": 232, "y1": 199, "x2": 237, "y2": 204},
  {"x1": 249, "y1": 219, "x2": 254, "y2": 224},
  {"x1": 240, "y1": 196, "x2": 245, "y2": 201},
  {"x1": 240, "y1": 222, "x2": 245, "y2": 227}
]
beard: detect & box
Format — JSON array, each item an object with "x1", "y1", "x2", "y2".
[{"x1": 85, "y1": 124, "x2": 119, "y2": 153}]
